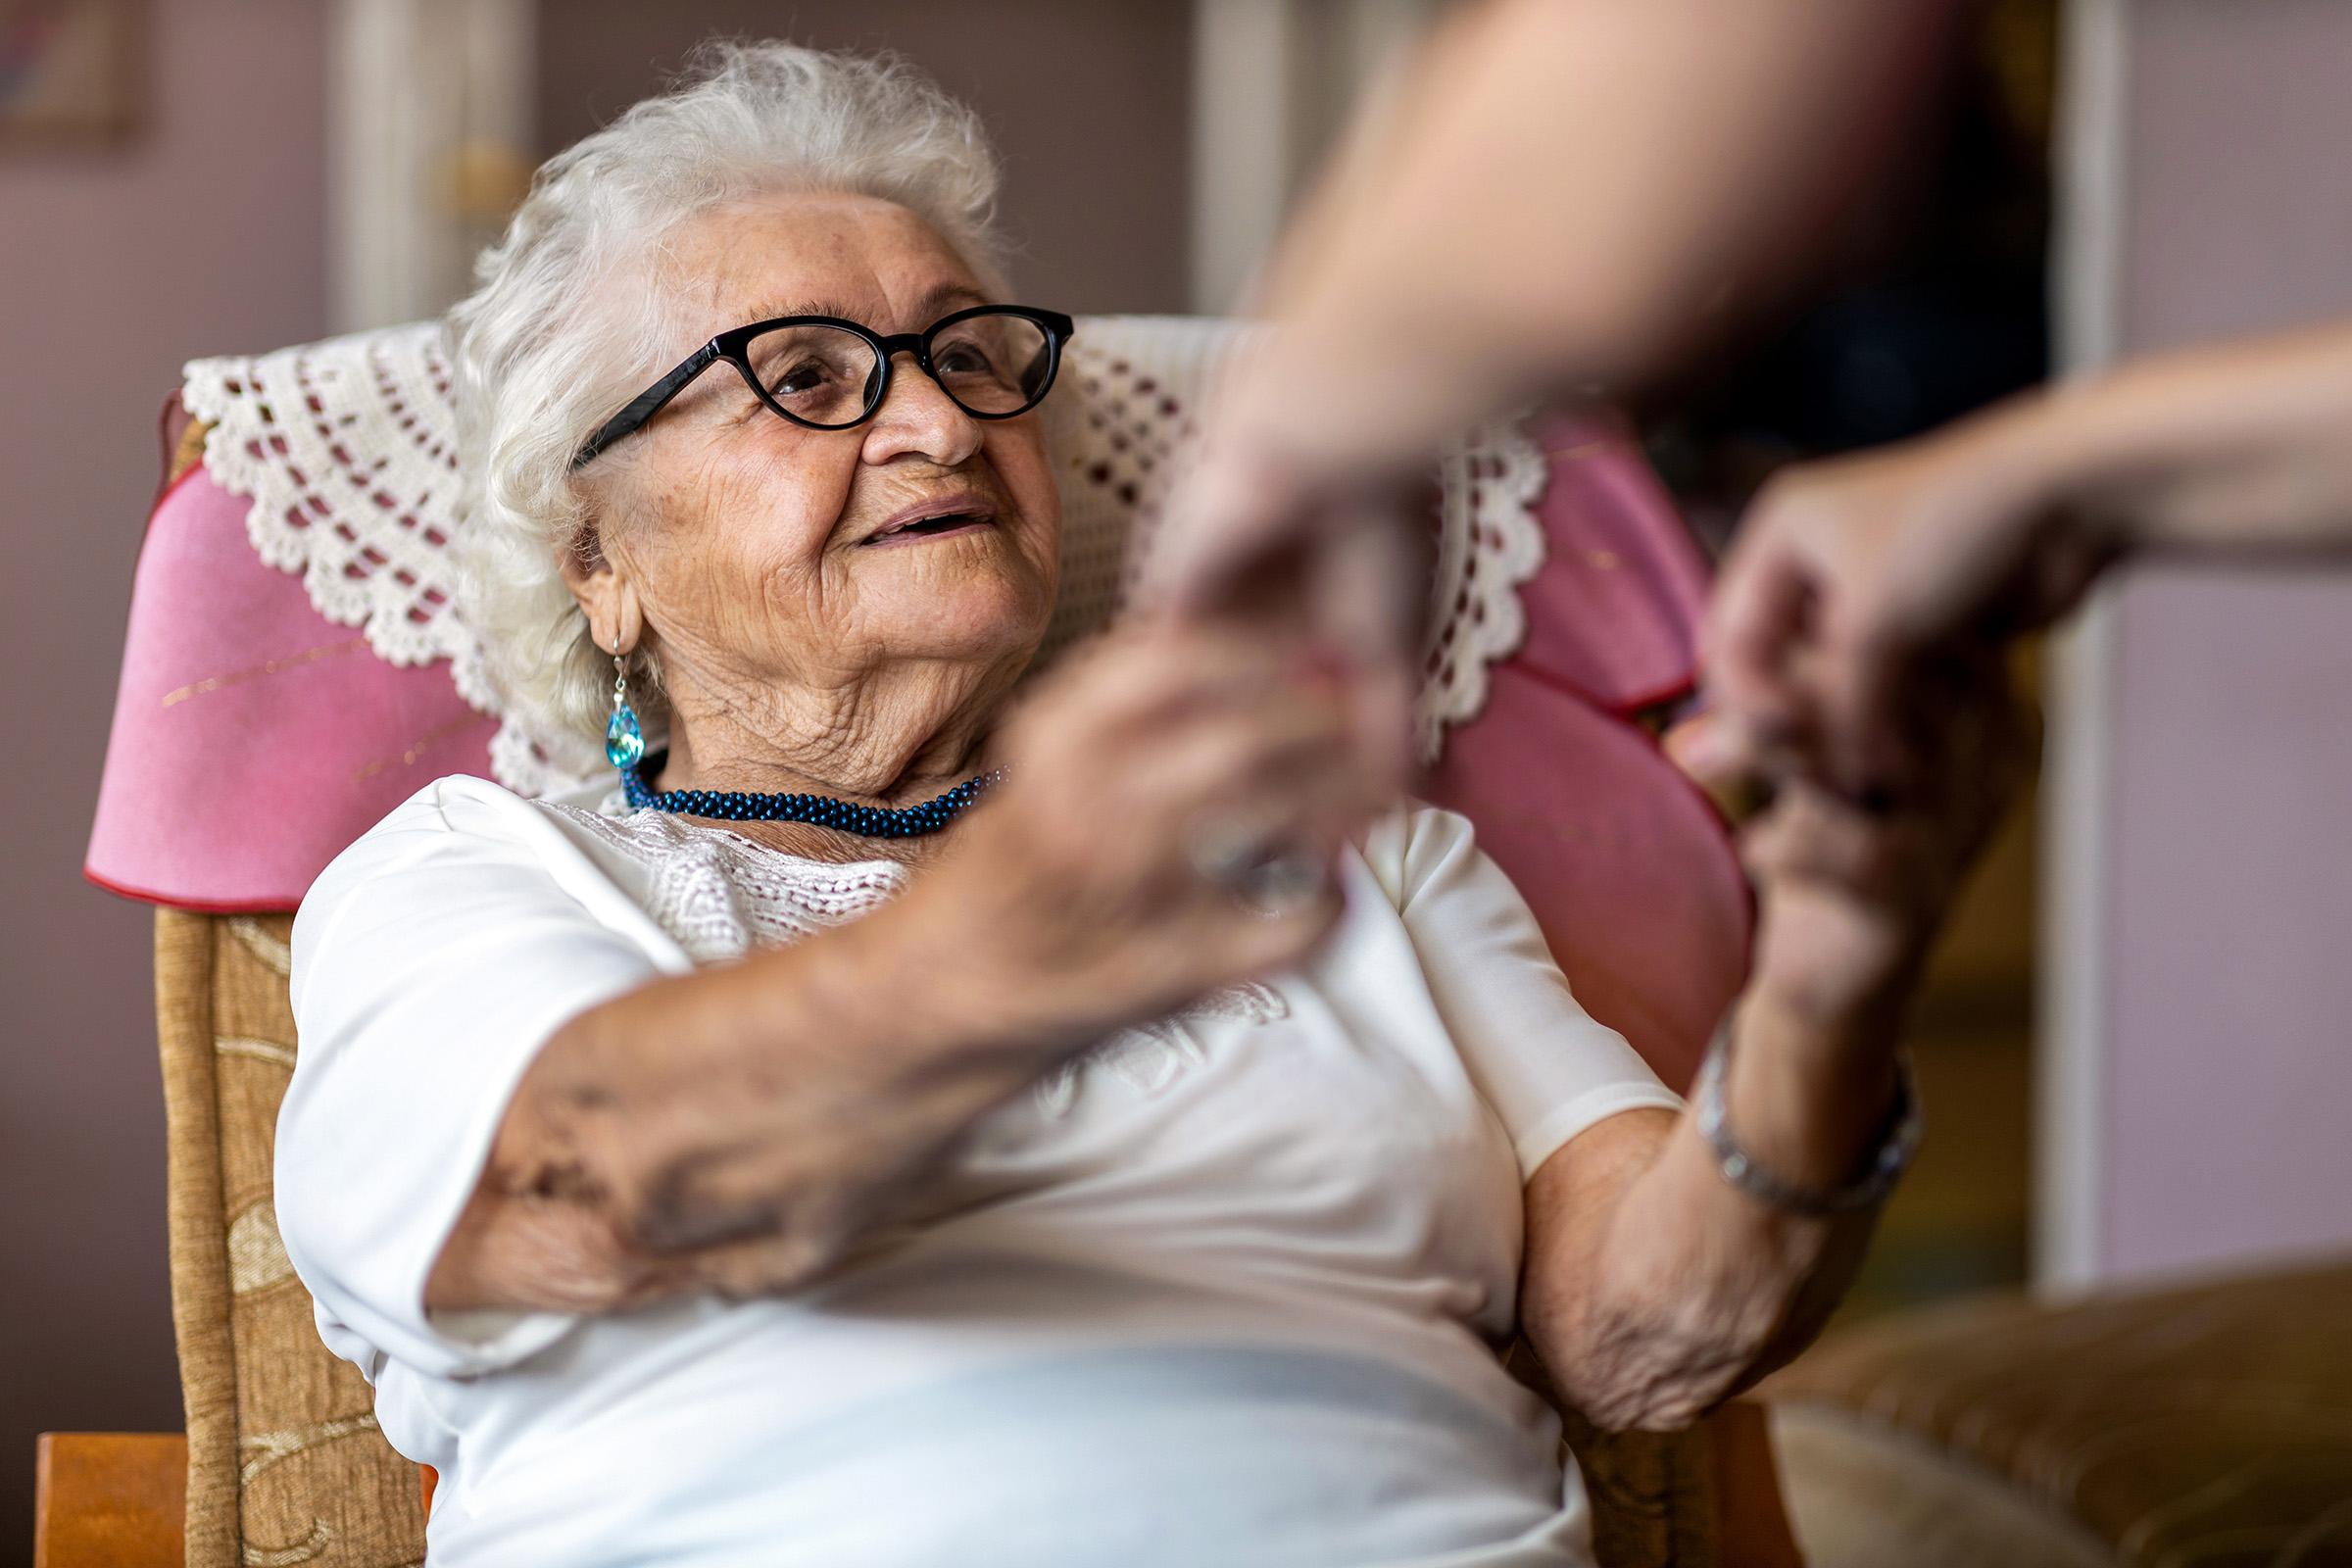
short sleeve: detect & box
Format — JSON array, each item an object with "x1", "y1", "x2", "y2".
[
  {"x1": 1362, "y1": 806, "x2": 1685, "y2": 1179},
  {"x1": 276, "y1": 777, "x2": 686, "y2": 1381}
]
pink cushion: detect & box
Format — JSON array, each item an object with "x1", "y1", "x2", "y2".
[
  {"x1": 1423, "y1": 409, "x2": 1744, "y2": 1088},
  {"x1": 84, "y1": 466, "x2": 496, "y2": 910},
  {"x1": 1424, "y1": 664, "x2": 1746, "y2": 1093},
  {"x1": 1512, "y1": 410, "x2": 1713, "y2": 714}
]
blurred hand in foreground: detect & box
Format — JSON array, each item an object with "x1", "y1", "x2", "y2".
[{"x1": 1145, "y1": 0, "x2": 1950, "y2": 748}]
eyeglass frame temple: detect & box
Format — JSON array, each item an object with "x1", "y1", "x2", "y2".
[
  {"x1": 571, "y1": 307, "x2": 1074, "y2": 469},
  {"x1": 572, "y1": 342, "x2": 723, "y2": 468}
]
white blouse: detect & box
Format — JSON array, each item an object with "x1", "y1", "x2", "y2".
[{"x1": 278, "y1": 776, "x2": 1682, "y2": 1568}]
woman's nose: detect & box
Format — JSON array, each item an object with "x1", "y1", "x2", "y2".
[{"x1": 860, "y1": 351, "x2": 984, "y2": 468}]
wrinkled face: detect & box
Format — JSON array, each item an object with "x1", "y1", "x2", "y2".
[{"x1": 573, "y1": 190, "x2": 1061, "y2": 774}]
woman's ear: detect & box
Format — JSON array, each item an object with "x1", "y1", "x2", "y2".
[{"x1": 561, "y1": 530, "x2": 647, "y2": 657}]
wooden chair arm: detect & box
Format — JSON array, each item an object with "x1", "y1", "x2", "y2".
[
  {"x1": 1710, "y1": 1399, "x2": 1804, "y2": 1568},
  {"x1": 33, "y1": 1433, "x2": 185, "y2": 1568},
  {"x1": 1505, "y1": 1333, "x2": 1801, "y2": 1567}
]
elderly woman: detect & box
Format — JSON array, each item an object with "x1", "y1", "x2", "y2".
[{"x1": 278, "y1": 42, "x2": 2017, "y2": 1568}]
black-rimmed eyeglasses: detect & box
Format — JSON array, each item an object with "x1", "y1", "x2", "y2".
[{"x1": 572, "y1": 305, "x2": 1075, "y2": 467}]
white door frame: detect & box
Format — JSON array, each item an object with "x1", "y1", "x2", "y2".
[
  {"x1": 2036, "y1": 0, "x2": 2133, "y2": 1292},
  {"x1": 329, "y1": 0, "x2": 535, "y2": 332}
]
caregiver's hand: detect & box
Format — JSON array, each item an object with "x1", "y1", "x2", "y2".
[
  {"x1": 1701, "y1": 419, "x2": 2102, "y2": 797},
  {"x1": 1706, "y1": 318, "x2": 2352, "y2": 795},
  {"x1": 1735, "y1": 643, "x2": 2031, "y2": 1054},
  {"x1": 428, "y1": 623, "x2": 1371, "y2": 1316}
]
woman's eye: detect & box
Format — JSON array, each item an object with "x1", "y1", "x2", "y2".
[
  {"x1": 934, "y1": 344, "x2": 993, "y2": 376},
  {"x1": 772, "y1": 359, "x2": 831, "y2": 396}
]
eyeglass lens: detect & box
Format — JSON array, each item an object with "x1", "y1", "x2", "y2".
[{"x1": 739, "y1": 311, "x2": 1054, "y2": 428}]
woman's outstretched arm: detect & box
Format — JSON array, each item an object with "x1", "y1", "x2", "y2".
[{"x1": 1519, "y1": 645, "x2": 2027, "y2": 1428}]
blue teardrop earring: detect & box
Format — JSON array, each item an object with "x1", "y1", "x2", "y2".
[{"x1": 605, "y1": 645, "x2": 645, "y2": 769}]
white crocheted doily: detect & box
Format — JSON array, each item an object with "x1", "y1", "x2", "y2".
[{"x1": 182, "y1": 316, "x2": 1544, "y2": 791}]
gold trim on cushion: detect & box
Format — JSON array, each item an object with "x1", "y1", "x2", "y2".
[{"x1": 168, "y1": 418, "x2": 214, "y2": 489}]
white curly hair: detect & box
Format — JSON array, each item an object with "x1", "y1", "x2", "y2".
[{"x1": 447, "y1": 40, "x2": 1010, "y2": 775}]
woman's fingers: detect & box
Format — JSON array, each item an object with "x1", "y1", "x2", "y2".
[
  {"x1": 1739, "y1": 635, "x2": 2032, "y2": 1037},
  {"x1": 1741, "y1": 782, "x2": 1900, "y2": 897},
  {"x1": 1063, "y1": 689, "x2": 1366, "y2": 948},
  {"x1": 1705, "y1": 508, "x2": 1824, "y2": 754},
  {"x1": 1709, "y1": 463, "x2": 1930, "y2": 795},
  {"x1": 1131, "y1": 693, "x2": 1359, "y2": 814},
  {"x1": 1707, "y1": 410, "x2": 2087, "y2": 807},
  {"x1": 956, "y1": 620, "x2": 1376, "y2": 1026},
  {"x1": 1012, "y1": 626, "x2": 1370, "y2": 813},
  {"x1": 1011, "y1": 627, "x2": 1323, "y2": 770}
]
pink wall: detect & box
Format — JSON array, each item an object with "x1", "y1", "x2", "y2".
[
  {"x1": 2088, "y1": 0, "x2": 2352, "y2": 1283},
  {"x1": 2122, "y1": 0, "x2": 2352, "y2": 355},
  {"x1": 2103, "y1": 568, "x2": 2352, "y2": 1278},
  {"x1": 0, "y1": 1, "x2": 327, "y2": 1558}
]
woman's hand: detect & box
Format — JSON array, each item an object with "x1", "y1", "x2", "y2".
[
  {"x1": 926, "y1": 622, "x2": 1373, "y2": 1045},
  {"x1": 428, "y1": 621, "x2": 1377, "y2": 1316},
  {"x1": 1737, "y1": 644, "x2": 2031, "y2": 1050}
]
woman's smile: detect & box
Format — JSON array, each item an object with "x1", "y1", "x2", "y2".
[{"x1": 857, "y1": 492, "x2": 1001, "y2": 548}]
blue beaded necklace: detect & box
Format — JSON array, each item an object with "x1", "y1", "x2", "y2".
[{"x1": 619, "y1": 752, "x2": 1003, "y2": 837}]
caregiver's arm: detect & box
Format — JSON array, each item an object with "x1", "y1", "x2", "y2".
[
  {"x1": 1711, "y1": 317, "x2": 2352, "y2": 794},
  {"x1": 427, "y1": 629, "x2": 1368, "y2": 1314},
  {"x1": 1153, "y1": 0, "x2": 1951, "y2": 616},
  {"x1": 1519, "y1": 648, "x2": 2026, "y2": 1430}
]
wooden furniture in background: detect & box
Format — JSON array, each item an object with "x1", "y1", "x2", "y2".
[
  {"x1": 32, "y1": 1434, "x2": 183, "y2": 1568},
  {"x1": 1771, "y1": 1258, "x2": 2352, "y2": 1567}
]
